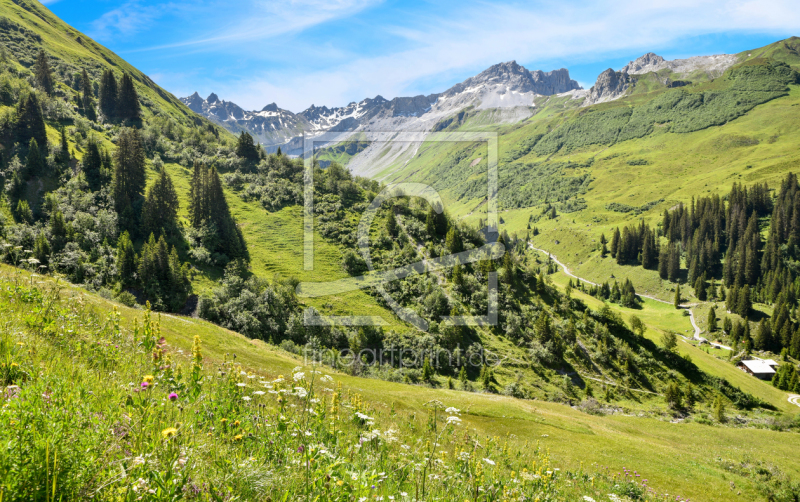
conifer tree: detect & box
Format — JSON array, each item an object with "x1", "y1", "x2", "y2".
[
  {"x1": 33, "y1": 50, "x2": 54, "y2": 95},
  {"x1": 25, "y1": 138, "x2": 44, "y2": 177},
  {"x1": 386, "y1": 208, "x2": 398, "y2": 237},
  {"x1": 112, "y1": 127, "x2": 146, "y2": 228},
  {"x1": 99, "y1": 69, "x2": 118, "y2": 119},
  {"x1": 142, "y1": 167, "x2": 179, "y2": 238},
  {"x1": 713, "y1": 395, "x2": 726, "y2": 422},
  {"x1": 610, "y1": 228, "x2": 620, "y2": 258},
  {"x1": 707, "y1": 306, "x2": 717, "y2": 332},
  {"x1": 674, "y1": 284, "x2": 681, "y2": 309},
  {"x1": 117, "y1": 73, "x2": 141, "y2": 121},
  {"x1": 49, "y1": 210, "x2": 67, "y2": 252},
  {"x1": 738, "y1": 284, "x2": 752, "y2": 318},
  {"x1": 81, "y1": 68, "x2": 95, "y2": 117},
  {"x1": 235, "y1": 132, "x2": 260, "y2": 161},
  {"x1": 188, "y1": 162, "x2": 247, "y2": 261},
  {"x1": 445, "y1": 226, "x2": 463, "y2": 254},
  {"x1": 116, "y1": 231, "x2": 137, "y2": 287},
  {"x1": 82, "y1": 139, "x2": 103, "y2": 191},
  {"x1": 57, "y1": 126, "x2": 70, "y2": 165},
  {"x1": 16, "y1": 92, "x2": 47, "y2": 148}
]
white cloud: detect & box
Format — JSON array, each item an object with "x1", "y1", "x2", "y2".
[
  {"x1": 135, "y1": 0, "x2": 380, "y2": 51},
  {"x1": 214, "y1": 0, "x2": 800, "y2": 111}
]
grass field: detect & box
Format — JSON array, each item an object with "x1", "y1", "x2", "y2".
[{"x1": 8, "y1": 263, "x2": 800, "y2": 501}]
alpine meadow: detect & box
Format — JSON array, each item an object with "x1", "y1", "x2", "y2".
[{"x1": 2, "y1": 0, "x2": 800, "y2": 500}]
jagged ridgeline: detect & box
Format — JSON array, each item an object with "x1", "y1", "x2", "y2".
[{"x1": 0, "y1": 2, "x2": 252, "y2": 313}]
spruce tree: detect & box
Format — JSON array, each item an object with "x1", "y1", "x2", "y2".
[
  {"x1": 33, "y1": 50, "x2": 54, "y2": 95},
  {"x1": 235, "y1": 132, "x2": 259, "y2": 161},
  {"x1": 707, "y1": 306, "x2": 717, "y2": 332},
  {"x1": 15, "y1": 92, "x2": 47, "y2": 148},
  {"x1": 99, "y1": 69, "x2": 118, "y2": 119},
  {"x1": 25, "y1": 138, "x2": 45, "y2": 177},
  {"x1": 142, "y1": 167, "x2": 179, "y2": 238},
  {"x1": 694, "y1": 275, "x2": 707, "y2": 301},
  {"x1": 112, "y1": 127, "x2": 146, "y2": 228},
  {"x1": 117, "y1": 73, "x2": 141, "y2": 121},
  {"x1": 58, "y1": 127, "x2": 70, "y2": 165},
  {"x1": 674, "y1": 284, "x2": 681, "y2": 309},
  {"x1": 116, "y1": 231, "x2": 137, "y2": 287},
  {"x1": 82, "y1": 139, "x2": 103, "y2": 191},
  {"x1": 445, "y1": 226, "x2": 463, "y2": 254},
  {"x1": 386, "y1": 209, "x2": 398, "y2": 237},
  {"x1": 738, "y1": 284, "x2": 752, "y2": 318}
]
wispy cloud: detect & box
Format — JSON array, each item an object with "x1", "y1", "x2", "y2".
[
  {"x1": 130, "y1": 0, "x2": 380, "y2": 52},
  {"x1": 90, "y1": 1, "x2": 185, "y2": 40},
  {"x1": 209, "y1": 0, "x2": 800, "y2": 111}
]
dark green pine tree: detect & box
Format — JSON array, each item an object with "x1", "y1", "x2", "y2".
[
  {"x1": 754, "y1": 319, "x2": 773, "y2": 351},
  {"x1": 445, "y1": 226, "x2": 463, "y2": 254},
  {"x1": 707, "y1": 306, "x2": 717, "y2": 332},
  {"x1": 82, "y1": 139, "x2": 104, "y2": 191},
  {"x1": 188, "y1": 162, "x2": 247, "y2": 261},
  {"x1": 138, "y1": 233, "x2": 190, "y2": 311},
  {"x1": 667, "y1": 243, "x2": 680, "y2": 282},
  {"x1": 99, "y1": 69, "x2": 118, "y2": 120},
  {"x1": 117, "y1": 73, "x2": 141, "y2": 121},
  {"x1": 694, "y1": 275, "x2": 707, "y2": 301},
  {"x1": 116, "y1": 231, "x2": 137, "y2": 288},
  {"x1": 235, "y1": 132, "x2": 260, "y2": 161},
  {"x1": 49, "y1": 210, "x2": 67, "y2": 252},
  {"x1": 141, "y1": 167, "x2": 179, "y2": 238},
  {"x1": 674, "y1": 284, "x2": 681, "y2": 309},
  {"x1": 738, "y1": 284, "x2": 752, "y2": 319},
  {"x1": 386, "y1": 208, "x2": 398, "y2": 237},
  {"x1": 188, "y1": 160, "x2": 206, "y2": 227},
  {"x1": 112, "y1": 127, "x2": 146, "y2": 230},
  {"x1": 81, "y1": 68, "x2": 97, "y2": 121},
  {"x1": 610, "y1": 228, "x2": 620, "y2": 258},
  {"x1": 33, "y1": 50, "x2": 54, "y2": 95},
  {"x1": 15, "y1": 92, "x2": 47, "y2": 148},
  {"x1": 25, "y1": 138, "x2": 45, "y2": 177},
  {"x1": 57, "y1": 127, "x2": 70, "y2": 165}
]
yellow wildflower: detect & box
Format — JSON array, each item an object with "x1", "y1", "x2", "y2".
[
  {"x1": 161, "y1": 427, "x2": 178, "y2": 439},
  {"x1": 143, "y1": 375, "x2": 155, "y2": 384}
]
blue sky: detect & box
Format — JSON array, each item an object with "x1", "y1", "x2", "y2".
[{"x1": 43, "y1": 0, "x2": 800, "y2": 113}]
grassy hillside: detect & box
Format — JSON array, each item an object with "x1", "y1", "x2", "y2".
[{"x1": 2, "y1": 264, "x2": 800, "y2": 501}]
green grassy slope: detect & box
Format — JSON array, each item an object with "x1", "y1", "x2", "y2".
[{"x1": 3, "y1": 263, "x2": 799, "y2": 501}]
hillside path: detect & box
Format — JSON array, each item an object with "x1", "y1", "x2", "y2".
[
  {"x1": 528, "y1": 243, "x2": 712, "y2": 342},
  {"x1": 789, "y1": 394, "x2": 800, "y2": 409}
]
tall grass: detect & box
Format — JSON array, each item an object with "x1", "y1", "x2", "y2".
[{"x1": 0, "y1": 270, "x2": 682, "y2": 501}]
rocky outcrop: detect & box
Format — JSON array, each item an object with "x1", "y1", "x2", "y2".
[
  {"x1": 621, "y1": 53, "x2": 666, "y2": 74},
  {"x1": 585, "y1": 69, "x2": 632, "y2": 105},
  {"x1": 621, "y1": 52, "x2": 738, "y2": 78},
  {"x1": 442, "y1": 61, "x2": 581, "y2": 97}
]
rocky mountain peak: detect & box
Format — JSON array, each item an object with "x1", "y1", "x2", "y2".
[
  {"x1": 585, "y1": 68, "x2": 632, "y2": 105},
  {"x1": 207, "y1": 92, "x2": 220, "y2": 104},
  {"x1": 446, "y1": 61, "x2": 581, "y2": 97},
  {"x1": 261, "y1": 102, "x2": 279, "y2": 112},
  {"x1": 621, "y1": 53, "x2": 666, "y2": 74}
]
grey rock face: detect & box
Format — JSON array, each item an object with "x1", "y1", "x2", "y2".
[
  {"x1": 621, "y1": 53, "x2": 666, "y2": 74},
  {"x1": 443, "y1": 61, "x2": 581, "y2": 96},
  {"x1": 586, "y1": 69, "x2": 632, "y2": 104}
]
